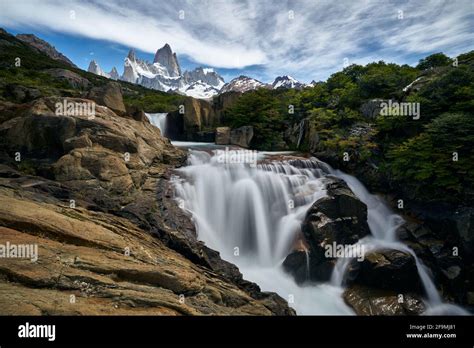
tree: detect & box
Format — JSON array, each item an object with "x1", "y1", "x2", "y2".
[{"x1": 416, "y1": 52, "x2": 452, "y2": 70}]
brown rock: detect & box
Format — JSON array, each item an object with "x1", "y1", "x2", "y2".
[
  {"x1": 216, "y1": 127, "x2": 231, "y2": 145},
  {"x1": 87, "y1": 82, "x2": 126, "y2": 114}
]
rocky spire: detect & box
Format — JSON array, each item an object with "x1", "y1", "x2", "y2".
[
  {"x1": 88, "y1": 60, "x2": 102, "y2": 75},
  {"x1": 127, "y1": 49, "x2": 136, "y2": 62},
  {"x1": 153, "y1": 43, "x2": 181, "y2": 77}
]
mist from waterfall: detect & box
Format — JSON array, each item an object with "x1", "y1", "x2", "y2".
[{"x1": 172, "y1": 149, "x2": 468, "y2": 315}]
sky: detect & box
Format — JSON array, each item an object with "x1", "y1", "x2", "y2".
[{"x1": 0, "y1": 0, "x2": 473, "y2": 84}]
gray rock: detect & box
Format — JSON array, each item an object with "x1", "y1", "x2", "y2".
[
  {"x1": 45, "y1": 68, "x2": 90, "y2": 89},
  {"x1": 230, "y1": 126, "x2": 254, "y2": 148}
]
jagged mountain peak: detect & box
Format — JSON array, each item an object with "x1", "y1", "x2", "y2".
[
  {"x1": 219, "y1": 75, "x2": 268, "y2": 94},
  {"x1": 127, "y1": 49, "x2": 137, "y2": 62},
  {"x1": 87, "y1": 60, "x2": 119, "y2": 80},
  {"x1": 153, "y1": 43, "x2": 181, "y2": 77},
  {"x1": 272, "y1": 75, "x2": 305, "y2": 89}
]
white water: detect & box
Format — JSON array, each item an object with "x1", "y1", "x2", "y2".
[
  {"x1": 145, "y1": 112, "x2": 168, "y2": 137},
  {"x1": 172, "y1": 150, "x2": 468, "y2": 315}
]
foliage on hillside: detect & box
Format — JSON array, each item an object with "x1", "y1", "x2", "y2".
[
  {"x1": 222, "y1": 51, "x2": 474, "y2": 204},
  {"x1": 0, "y1": 29, "x2": 181, "y2": 113}
]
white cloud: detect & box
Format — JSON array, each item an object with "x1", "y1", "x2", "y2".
[{"x1": 0, "y1": 0, "x2": 472, "y2": 82}]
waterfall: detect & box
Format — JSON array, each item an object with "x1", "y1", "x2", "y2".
[
  {"x1": 172, "y1": 149, "x2": 468, "y2": 315},
  {"x1": 145, "y1": 112, "x2": 168, "y2": 137},
  {"x1": 327, "y1": 167, "x2": 467, "y2": 314},
  {"x1": 296, "y1": 119, "x2": 307, "y2": 149}
]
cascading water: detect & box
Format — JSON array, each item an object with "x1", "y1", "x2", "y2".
[
  {"x1": 145, "y1": 112, "x2": 168, "y2": 137},
  {"x1": 172, "y1": 148, "x2": 468, "y2": 315}
]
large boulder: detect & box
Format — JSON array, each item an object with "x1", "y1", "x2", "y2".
[
  {"x1": 283, "y1": 176, "x2": 370, "y2": 283},
  {"x1": 343, "y1": 285, "x2": 426, "y2": 315},
  {"x1": 182, "y1": 97, "x2": 215, "y2": 136},
  {"x1": 345, "y1": 249, "x2": 423, "y2": 293},
  {"x1": 87, "y1": 82, "x2": 126, "y2": 114},
  {"x1": 215, "y1": 127, "x2": 231, "y2": 145},
  {"x1": 0, "y1": 188, "x2": 293, "y2": 315},
  {"x1": 45, "y1": 68, "x2": 90, "y2": 89},
  {"x1": 230, "y1": 126, "x2": 254, "y2": 148},
  {"x1": 0, "y1": 97, "x2": 185, "y2": 197},
  {"x1": 4, "y1": 84, "x2": 41, "y2": 103}
]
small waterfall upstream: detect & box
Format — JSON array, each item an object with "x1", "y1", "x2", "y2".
[
  {"x1": 172, "y1": 149, "x2": 468, "y2": 315},
  {"x1": 145, "y1": 112, "x2": 168, "y2": 137}
]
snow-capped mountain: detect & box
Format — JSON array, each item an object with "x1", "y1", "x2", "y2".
[
  {"x1": 88, "y1": 45, "x2": 309, "y2": 98},
  {"x1": 88, "y1": 44, "x2": 225, "y2": 99},
  {"x1": 87, "y1": 60, "x2": 119, "y2": 80},
  {"x1": 272, "y1": 75, "x2": 305, "y2": 89},
  {"x1": 219, "y1": 75, "x2": 269, "y2": 94}
]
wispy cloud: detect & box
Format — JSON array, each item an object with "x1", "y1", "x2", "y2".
[{"x1": 1, "y1": 0, "x2": 472, "y2": 82}]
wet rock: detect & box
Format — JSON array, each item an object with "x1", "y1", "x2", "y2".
[
  {"x1": 283, "y1": 176, "x2": 370, "y2": 283},
  {"x1": 344, "y1": 285, "x2": 426, "y2": 315},
  {"x1": 346, "y1": 249, "x2": 424, "y2": 294}
]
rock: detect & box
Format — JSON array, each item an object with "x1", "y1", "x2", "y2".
[
  {"x1": 63, "y1": 134, "x2": 93, "y2": 153},
  {"x1": 282, "y1": 250, "x2": 310, "y2": 284},
  {"x1": 0, "y1": 95, "x2": 294, "y2": 315},
  {"x1": 283, "y1": 176, "x2": 370, "y2": 283},
  {"x1": 0, "y1": 97, "x2": 185, "y2": 197},
  {"x1": 182, "y1": 97, "x2": 214, "y2": 136},
  {"x1": 153, "y1": 43, "x2": 181, "y2": 77},
  {"x1": 16, "y1": 33, "x2": 77, "y2": 68},
  {"x1": 190, "y1": 131, "x2": 215, "y2": 142},
  {"x1": 87, "y1": 82, "x2": 126, "y2": 114},
  {"x1": 454, "y1": 207, "x2": 474, "y2": 257},
  {"x1": 360, "y1": 99, "x2": 386, "y2": 119},
  {"x1": 125, "y1": 105, "x2": 149, "y2": 123},
  {"x1": 45, "y1": 68, "x2": 90, "y2": 89},
  {"x1": 0, "y1": 188, "x2": 291, "y2": 315},
  {"x1": 216, "y1": 127, "x2": 231, "y2": 145},
  {"x1": 346, "y1": 249, "x2": 424, "y2": 294},
  {"x1": 5, "y1": 84, "x2": 41, "y2": 103},
  {"x1": 395, "y1": 218, "x2": 469, "y2": 304},
  {"x1": 344, "y1": 285, "x2": 426, "y2": 315},
  {"x1": 230, "y1": 126, "x2": 254, "y2": 148}
]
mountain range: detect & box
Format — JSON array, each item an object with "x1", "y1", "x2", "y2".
[{"x1": 88, "y1": 43, "x2": 311, "y2": 98}]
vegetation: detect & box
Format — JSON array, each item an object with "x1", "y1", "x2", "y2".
[
  {"x1": 1, "y1": 27, "x2": 472, "y2": 204},
  {"x1": 222, "y1": 51, "x2": 474, "y2": 203},
  {"x1": 0, "y1": 29, "x2": 181, "y2": 113}
]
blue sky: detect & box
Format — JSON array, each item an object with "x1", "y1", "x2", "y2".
[{"x1": 1, "y1": 0, "x2": 473, "y2": 84}]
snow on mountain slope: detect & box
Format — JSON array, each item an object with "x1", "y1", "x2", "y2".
[
  {"x1": 87, "y1": 60, "x2": 119, "y2": 80},
  {"x1": 272, "y1": 75, "x2": 305, "y2": 89},
  {"x1": 219, "y1": 75, "x2": 269, "y2": 94},
  {"x1": 89, "y1": 44, "x2": 224, "y2": 99}
]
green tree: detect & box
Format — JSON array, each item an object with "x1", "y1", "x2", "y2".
[{"x1": 416, "y1": 52, "x2": 453, "y2": 70}]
